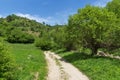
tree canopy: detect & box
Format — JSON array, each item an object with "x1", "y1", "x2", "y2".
[
  {"x1": 106, "y1": 0, "x2": 120, "y2": 18},
  {"x1": 67, "y1": 5, "x2": 120, "y2": 55}
]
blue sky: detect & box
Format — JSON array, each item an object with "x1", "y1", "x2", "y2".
[{"x1": 0, "y1": 0, "x2": 111, "y2": 25}]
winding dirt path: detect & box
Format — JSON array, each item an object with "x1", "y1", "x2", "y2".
[{"x1": 44, "y1": 51, "x2": 89, "y2": 80}]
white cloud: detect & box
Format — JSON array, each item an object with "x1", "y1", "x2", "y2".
[
  {"x1": 15, "y1": 13, "x2": 62, "y2": 25},
  {"x1": 15, "y1": 13, "x2": 64, "y2": 25},
  {"x1": 0, "y1": 15, "x2": 5, "y2": 18},
  {"x1": 93, "y1": 0, "x2": 112, "y2": 7},
  {"x1": 0, "y1": 9, "x2": 75, "y2": 25},
  {"x1": 15, "y1": 13, "x2": 49, "y2": 23},
  {"x1": 15, "y1": 11, "x2": 75, "y2": 25},
  {"x1": 15, "y1": 13, "x2": 61, "y2": 25}
]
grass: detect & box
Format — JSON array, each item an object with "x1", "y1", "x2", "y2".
[
  {"x1": 55, "y1": 50, "x2": 120, "y2": 80},
  {"x1": 110, "y1": 48, "x2": 120, "y2": 56},
  {"x1": 8, "y1": 43, "x2": 47, "y2": 80}
]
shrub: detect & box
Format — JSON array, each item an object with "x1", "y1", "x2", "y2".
[
  {"x1": 6, "y1": 29, "x2": 34, "y2": 43},
  {"x1": 0, "y1": 40, "x2": 16, "y2": 80},
  {"x1": 35, "y1": 38, "x2": 54, "y2": 50}
]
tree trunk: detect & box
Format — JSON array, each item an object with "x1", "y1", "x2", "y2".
[{"x1": 91, "y1": 47, "x2": 98, "y2": 56}]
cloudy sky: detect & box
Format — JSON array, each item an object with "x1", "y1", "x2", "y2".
[{"x1": 0, "y1": 0, "x2": 111, "y2": 25}]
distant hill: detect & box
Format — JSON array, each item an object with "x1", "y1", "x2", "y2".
[
  {"x1": 0, "y1": 14, "x2": 51, "y2": 43},
  {"x1": 0, "y1": 14, "x2": 49, "y2": 32}
]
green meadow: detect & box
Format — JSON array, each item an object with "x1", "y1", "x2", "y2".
[{"x1": 9, "y1": 44, "x2": 47, "y2": 80}]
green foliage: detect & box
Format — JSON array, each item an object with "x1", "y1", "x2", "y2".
[
  {"x1": 36, "y1": 25, "x2": 67, "y2": 50},
  {"x1": 6, "y1": 29, "x2": 34, "y2": 43},
  {"x1": 0, "y1": 14, "x2": 48, "y2": 39},
  {"x1": 9, "y1": 44, "x2": 47, "y2": 80},
  {"x1": 0, "y1": 27, "x2": 6, "y2": 36},
  {"x1": 0, "y1": 40, "x2": 16, "y2": 80},
  {"x1": 67, "y1": 5, "x2": 119, "y2": 55},
  {"x1": 35, "y1": 38, "x2": 54, "y2": 50},
  {"x1": 106, "y1": 0, "x2": 120, "y2": 18},
  {"x1": 5, "y1": 14, "x2": 45, "y2": 32},
  {"x1": 6, "y1": 14, "x2": 17, "y2": 22},
  {"x1": 48, "y1": 26, "x2": 67, "y2": 49}
]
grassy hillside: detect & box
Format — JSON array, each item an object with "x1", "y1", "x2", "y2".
[
  {"x1": 55, "y1": 50, "x2": 120, "y2": 80},
  {"x1": 0, "y1": 14, "x2": 46, "y2": 32},
  {"x1": 8, "y1": 43, "x2": 47, "y2": 80}
]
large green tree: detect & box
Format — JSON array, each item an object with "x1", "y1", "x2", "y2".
[{"x1": 67, "y1": 5, "x2": 119, "y2": 55}]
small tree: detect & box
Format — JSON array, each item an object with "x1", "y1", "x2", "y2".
[{"x1": 35, "y1": 37, "x2": 53, "y2": 50}]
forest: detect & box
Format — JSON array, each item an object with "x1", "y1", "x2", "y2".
[{"x1": 0, "y1": 0, "x2": 120, "y2": 80}]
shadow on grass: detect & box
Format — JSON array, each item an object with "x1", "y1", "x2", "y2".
[
  {"x1": 62, "y1": 52, "x2": 116, "y2": 63},
  {"x1": 62, "y1": 52, "x2": 90, "y2": 62},
  {"x1": 55, "y1": 49, "x2": 68, "y2": 54}
]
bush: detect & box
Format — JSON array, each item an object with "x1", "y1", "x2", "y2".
[
  {"x1": 35, "y1": 38, "x2": 54, "y2": 50},
  {"x1": 0, "y1": 40, "x2": 16, "y2": 80},
  {"x1": 6, "y1": 29, "x2": 34, "y2": 43}
]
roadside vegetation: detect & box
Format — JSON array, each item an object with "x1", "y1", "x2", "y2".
[
  {"x1": 0, "y1": 39, "x2": 16, "y2": 80},
  {"x1": 0, "y1": 0, "x2": 120, "y2": 80}
]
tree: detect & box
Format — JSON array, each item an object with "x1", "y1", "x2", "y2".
[
  {"x1": 106, "y1": 0, "x2": 120, "y2": 18},
  {"x1": 49, "y1": 26, "x2": 67, "y2": 49},
  {"x1": 35, "y1": 37, "x2": 53, "y2": 50},
  {"x1": 6, "y1": 14, "x2": 17, "y2": 22},
  {"x1": 67, "y1": 5, "x2": 119, "y2": 55}
]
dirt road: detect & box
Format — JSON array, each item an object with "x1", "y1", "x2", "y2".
[{"x1": 44, "y1": 51, "x2": 89, "y2": 80}]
